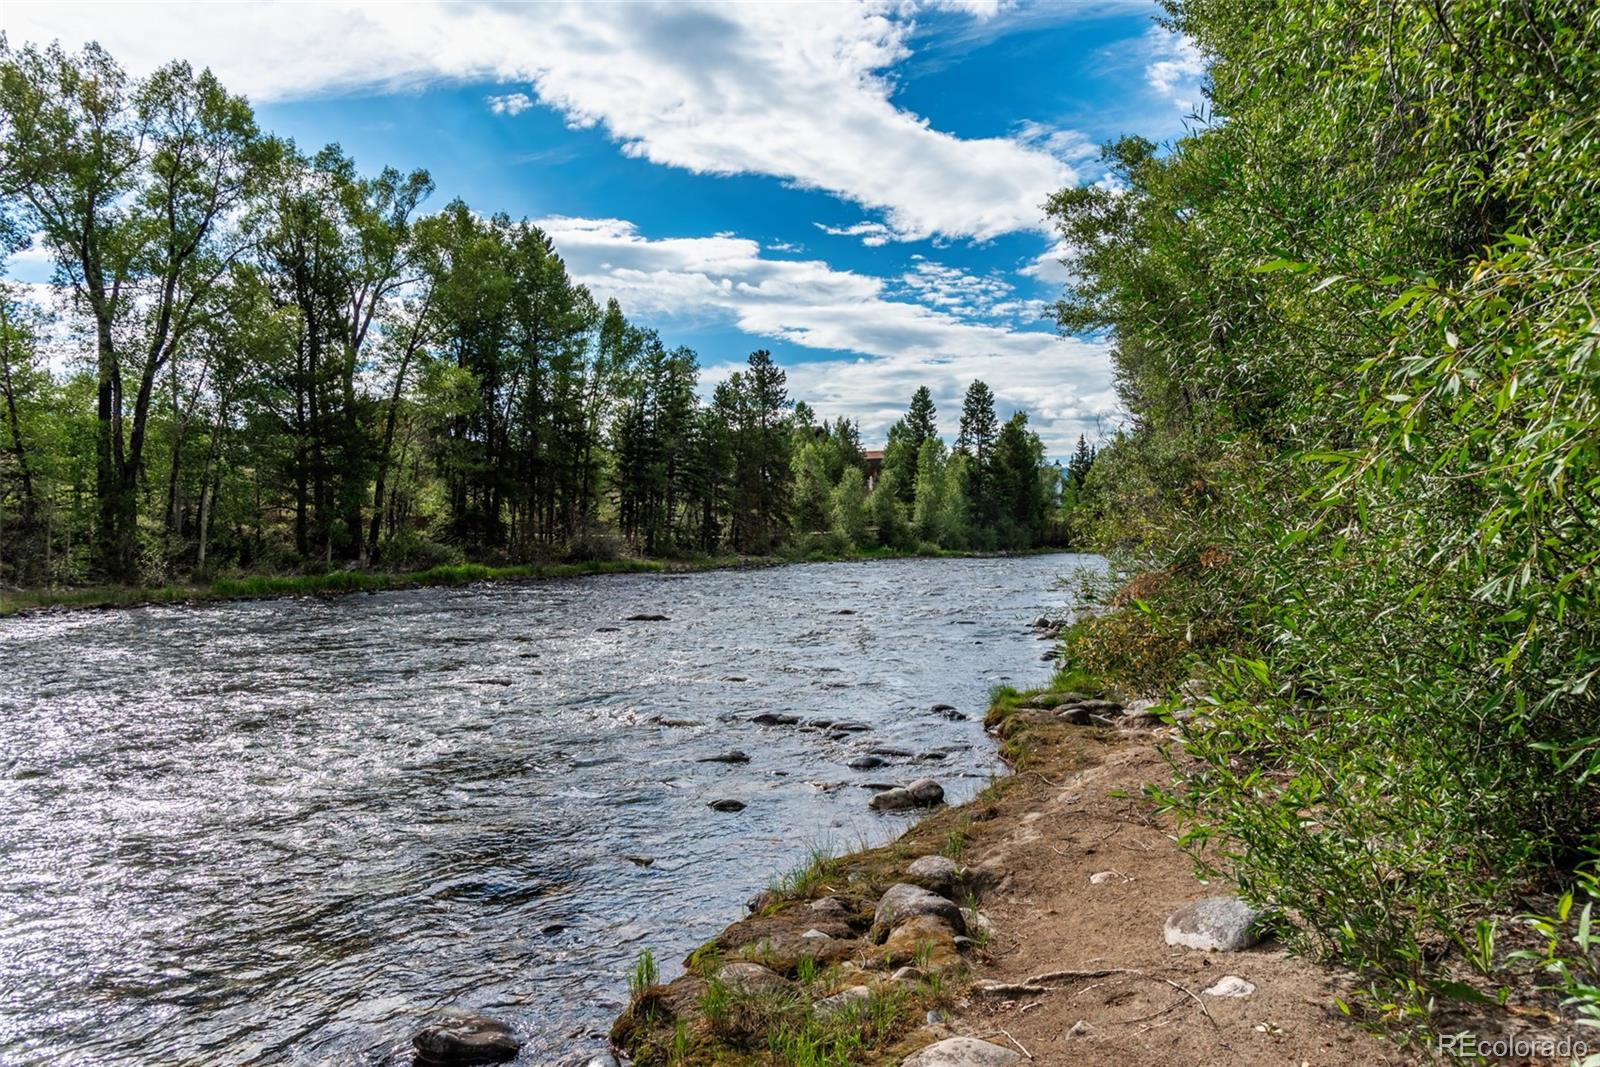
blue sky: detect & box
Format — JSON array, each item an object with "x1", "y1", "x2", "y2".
[{"x1": 3, "y1": 1, "x2": 1204, "y2": 454}]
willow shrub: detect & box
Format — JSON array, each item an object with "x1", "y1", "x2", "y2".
[{"x1": 1052, "y1": 0, "x2": 1600, "y2": 1024}]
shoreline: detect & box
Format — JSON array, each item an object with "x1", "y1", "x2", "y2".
[
  {"x1": 0, "y1": 547, "x2": 1077, "y2": 619},
  {"x1": 600, "y1": 679, "x2": 1411, "y2": 1067}
]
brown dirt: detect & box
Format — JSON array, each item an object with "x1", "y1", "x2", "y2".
[{"x1": 950, "y1": 731, "x2": 1420, "y2": 1067}]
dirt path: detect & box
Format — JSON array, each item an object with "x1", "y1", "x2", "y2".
[{"x1": 951, "y1": 738, "x2": 1416, "y2": 1066}]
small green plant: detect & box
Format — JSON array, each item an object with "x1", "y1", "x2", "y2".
[
  {"x1": 668, "y1": 1019, "x2": 691, "y2": 1065},
  {"x1": 913, "y1": 938, "x2": 935, "y2": 969},
  {"x1": 628, "y1": 948, "x2": 659, "y2": 1000},
  {"x1": 795, "y1": 954, "x2": 817, "y2": 986}
]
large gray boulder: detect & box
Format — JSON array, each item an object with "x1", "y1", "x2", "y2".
[
  {"x1": 412, "y1": 1012, "x2": 521, "y2": 1065},
  {"x1": 873, "y1": 883, "x2": 965, "y2": 940},
  {"x1": 1163, "y1": 896, "x2": 1266, "y2": 951},
  {"x1": 901, "y1": 1037, "x2": 1021, "y2": 1066},
  {"x1": 907, "y1": 778, "x2": 945, "y2": 806}
]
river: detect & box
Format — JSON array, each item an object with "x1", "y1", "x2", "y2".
[{"x1": 0, "y1": 553, "x2": 1102, "y2": 1065}]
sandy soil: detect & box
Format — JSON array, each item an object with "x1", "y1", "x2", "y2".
[{"x1": 951, "y1": 736, "x2": 1419, "y2": 1066}]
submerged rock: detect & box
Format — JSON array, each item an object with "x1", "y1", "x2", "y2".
[
  {"x1": 1163, "y1": 896, "x2": 1266, "y2": 951},
  {"x1": 907, "y1": 778, "x2": 945, "y2": 806},
  {"x1": 750, "y1": 712, "x2": 800, "y2": 726},
  {"x1": 868, "y1": 787, "x2": 915, "y2": 811},
  {"x1": 848, "y1": 755, "x2": 888, "y2": 770},
  {"x1": 411, "y1": 1012, "x2": 520, "y2": 1066},
  {"x1": 625, "y1": 613, "x2": 671, "y2": 621},
  {"x1": 707, "y1": 798, "x2": 746, "y2": 813},
  {"x1": 930, "y1": 703, "x2": 967, "y2": 720},
  {"x1": 901, "y1": 1036, "x2": 1021, "y2": 1066},
  {"x1": 698, "y1": 750, "x2": 751, "y2": 764},
  {"x1": 553, "y1": 1053, "x2": 620, "y2": 1067}
]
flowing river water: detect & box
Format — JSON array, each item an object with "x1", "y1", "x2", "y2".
[{"x1": 0, "y1": 554, "x2": 1103, "y2": 1065}]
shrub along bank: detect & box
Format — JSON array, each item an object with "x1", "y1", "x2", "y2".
[{"x1": 1045, "y1": 0, "x2": 1600, "y2": 1036}]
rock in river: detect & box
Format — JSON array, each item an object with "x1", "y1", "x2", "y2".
[
  {"x1": 848, "y1": 755, "x2": 887, "y2": 770},
  {"x1": 625, "y1": 613, "x2": 671, "y2": 621},
  {"x1": 1163, "y1": 896, "x2": 1266, "y2": 951},
  {"x1": 749, "y1": 712, "x2": 800, "y2": 726},
  {"x1": 412, "y1": 1012, "x2": 520, "y2": 1065},
  {"x1": 698, "y1": 750, "x2": 751, "y2": 764},
  {"x1": 868, "y1": 787, "x2": 915, "y2": 811},
  {"x1": 707, "y1": 798, "x2": 746, "y2": 813},
  {"x1": 901, "y1": 1037, "x2": 1021, "y2": 1066},
  {"x1": 929, "y1": 703, "x2": 967, "y2": 720},
  {"x1": 908, "y1": 778, "x2": 945, "y2": 806}
]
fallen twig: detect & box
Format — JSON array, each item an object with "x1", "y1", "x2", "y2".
[{"x1": 998, "y1": 1028, "x2": 1033, "y2": 1059}]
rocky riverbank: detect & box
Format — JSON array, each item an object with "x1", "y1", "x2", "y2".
[{"x1": 596, "y1": 675, "x2": 1409, "y2": 1067}]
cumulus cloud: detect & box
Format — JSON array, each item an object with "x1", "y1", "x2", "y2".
[
  {"x1": 537, "y1": 217, "x2": 1118, "y2": 452},
  {"x1": 4, "y1": 1, "x2": 1082, "y2": 244},
  {"x1": 486, "y1": 92, "x2": 534, "y2": 116}
]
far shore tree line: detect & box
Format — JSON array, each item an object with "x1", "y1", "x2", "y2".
[{"x1": 0, "y1": 40, "x2": 1088, "y2": 588}]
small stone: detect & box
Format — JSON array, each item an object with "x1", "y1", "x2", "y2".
[
  {"x1": 716, "y1": 961, "x2": 794, "y2": 995},
  {"x1": 708, "y1": 798, "x2": 746, "y2": 812},
  {"x1": 892, "y1": 965, "x2": 926, "y2": 983},
  {"x1": 1088, "y1": 870, "x2": 1122, "y2": 885},
  {"x1": 800, "y1": 928, "x2": 832, "y2": 940},
  {"x1": 1066, "y1": 1020, "x2": 1093, "y2": 1038},
  {"x1": 595, "y1": 626, "x2": 620, "y2": 633},
  {"x1": 907, "y1": 778, "x2": 945, "y2": 806},
  {"x1": 832, "y1": 608, "x2": 857, "y2": 615},
  {"x1": 930, "y1": 703, "x2": 966, "y2": 720},
  {"x1": 848, "y1": 755, "x2": 888, "y2": 770},
  {"x1": 1055, "y1": 705, "x2": 1092, "y2": 725},
  {"x1": 959, "y1": 907, "x2": 995, "y2": 939},
  {"x1": 412, "y1": 1012, "x2": 520, "y2": 1065},
  {"x1": 722, "y1": 675, "x2": 749, "y2": 682},
  {"x1": 815, "y1": 984, "x2": 872, "y2": 1018},
  {"x1": 623, "y1": 855, "x2": 654, "y2": 866},
  {"x1": 831, "y1": 720, "x2": 871, "y2": 733},
  {"x1": 900, "y1": 1036, "x2": 1021, "y2": 1066},
  {"x1": 625, "y1": 613, "x2": 671, "y2": 621},
  {"x1": 925, "y1": 1009, "x2": 948, "y2": 1025},
  {"x1": 870, "y1": 746, "x2": 915, "y2": 757},
  {"x1": 1203, "y1": 975, "x2": 1256, "y2": 998},
  {"x1": 1164, "y1": 896, "x2": 1266, "y2": 951},
  {"x1": 916, "y1": 751, "x2": 948, "y2": 761}
]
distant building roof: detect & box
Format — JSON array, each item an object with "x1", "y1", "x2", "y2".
[{"x1": 864, "y1": 449, "x2": 886, "y2": 461}]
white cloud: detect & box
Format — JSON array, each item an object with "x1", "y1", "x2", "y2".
[
  {"x1": 486, "y1": 92, "x2": 534, "y2": 116},
  {"x1": 815, "y1": 221, "x2": 896, "y2": 248},
  {"x1": 3, "y1": 1, "x2": 1082, "y2": 244},
  {"x1": 1143, "y1": 28, "x2": 1205, "y2": 114},
  {"x1": 537, "y1": 216, "x2": 1117, "y2": 452}
]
